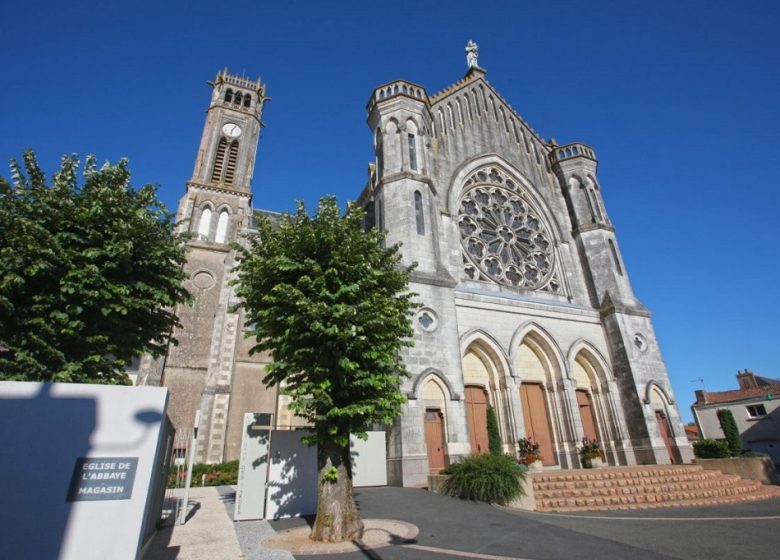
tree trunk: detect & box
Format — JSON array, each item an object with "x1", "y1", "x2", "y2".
[{"x1": 310, "y1": 441, "x2": 364, "y2": 542}]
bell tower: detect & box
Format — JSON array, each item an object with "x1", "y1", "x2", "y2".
[
  {"x1": 190, "y1": 69, "x2": 268, "y2": 194},
  {"x1": 140, "y1": 70, "x2": 274, "y2": 465},
  {"x1": 175, "y1": 69, "x2": 269, "y2": 247}
]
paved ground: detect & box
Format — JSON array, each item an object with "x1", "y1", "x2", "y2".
[
  {"x1": 145, "y1": 487, "x2": 246, "y2": 560},
  {"x1": 147, "y1": 486, "x2": 780, "y2": 560}
]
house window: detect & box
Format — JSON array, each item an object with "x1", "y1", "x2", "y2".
[
  {"x1": 746, "y1": 404, "x2": 767, "y2": 418},
  {"x1": 214, "y1": 210, "x2": 229, "y2": 243},
  {"x1": 408, "y1": 133, "x2": 418, "y2": 171},
  {"x1": 414, "y1": 190, "x2": 425, "y2": 235},
  {"x1": 589, "y1": 190, "x2": 604, "y2": 221},
  {"x1": 608, "y1": 239, "x2": 623, "y2": 276},
  {"x1": 197, "y1": 207, "x2": 212, "y2": 240},
  {"x1": 363, "y1": 201, "x2": 376, "y2": 231}
]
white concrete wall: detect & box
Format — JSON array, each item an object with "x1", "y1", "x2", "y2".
[{"x1": 0, "y1": 381, "x2": 169, "y2": 560}]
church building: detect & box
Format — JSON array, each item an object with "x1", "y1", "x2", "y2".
[{"x1": 140, "y1": 45, "x2": 694, "y2": 486}]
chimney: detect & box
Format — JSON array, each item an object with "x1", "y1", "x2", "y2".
[
  {"x1": 737, "y1": 369, "x2": 758, "y2": 389},
  {"x1": 694, "y1": 389, "x2": 706, "y2": 405}
]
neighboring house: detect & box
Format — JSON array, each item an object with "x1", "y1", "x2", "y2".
[
  {"x1": 140, "y1": 44, "x2": 694, "y2": 484},
  {"x1": 684, "y1": 423, "x2": 699, "y2": 443},
  {"x1": 691, "y1": 370, "x2": 780, "y2": 465}
]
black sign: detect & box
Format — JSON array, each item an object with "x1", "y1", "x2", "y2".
[{"x1": 67, "y1": 457, "x2": 138, "y2": 502}]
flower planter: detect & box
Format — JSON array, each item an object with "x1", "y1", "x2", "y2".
[
  {"x1": 527, "y1": 459, "x2": 543, "y2": 472},
  {"x1": 582, "y1": 456, "x2": 603, "y2": 469}
]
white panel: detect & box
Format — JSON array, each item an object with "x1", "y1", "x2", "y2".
[
  {"x1": 233, "y1": 413, "x2": 270, "y2": 521},
  {"x1": 0, "y1": 381, "x2": 168, "y2": 560},
  {"x1": 264, "y1": 431, "x2": 318, "y2": 519},
  {"x1": 351, "y1": 432, "x2": 387, "y2": 487}
]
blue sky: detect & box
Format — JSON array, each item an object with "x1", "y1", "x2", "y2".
[{"x1": 3, "y1": 1, "x2": 779, "y2": 420}]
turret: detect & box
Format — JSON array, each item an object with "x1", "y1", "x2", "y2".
[
  {"x1": 551, "y1": 143, "x2": 637, "y2": 309},
  {"x1": 366, "y1": 80, "x2": 443, "y2": 275}
]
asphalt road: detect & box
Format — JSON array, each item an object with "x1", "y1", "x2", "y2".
[{"x1": 270, "y1": 487, "x2": 780, "y2": 560}]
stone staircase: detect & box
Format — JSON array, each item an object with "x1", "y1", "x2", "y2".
[{"x1": 532, "y1": 465, "x2": 780, "y2": 512}]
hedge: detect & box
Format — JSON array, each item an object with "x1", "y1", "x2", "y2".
[
  {"x1": 693, "y1": 439, "x2": 730, "y2": 459},
  {"x1": 167, "y1": 460, "x2": 239, "y2": 488}
]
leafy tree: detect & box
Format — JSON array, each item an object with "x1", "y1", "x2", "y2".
[
  {"x1": 487, "y1": 404, "x2": 502, "y2": 455},
  {"x1": 716, "y1": 409, "x2": 742, "y2": 457},
  {"x1": 0, "y1": 150, "x2": 189, "y2": 384},
  {"x1": 233, "y1": 197, "x2": 415, "y2": 542}
]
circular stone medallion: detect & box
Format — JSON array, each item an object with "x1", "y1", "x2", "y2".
[{"x1": 191, "y1": 270, "x2": 216, "y2": 290}]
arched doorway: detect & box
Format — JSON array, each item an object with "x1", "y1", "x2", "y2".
[
  {"x1": 576, "y1": 389, "x2": 598, "y2": 442},
  {"x1": 650, "y1": 384, "x2": 679, "y2": 464},
  {"x1": 421, "y1": 376, "x2": 449, "y2": 473},
  {"x1": 464, "y1": 385, "x2": 490, "y2": 454},
  {"x1": 519, "y1": 383, "x2": 556, "y2": 465},
  {"x1": 462, "y1": 339, "x2": 511, "y2": 455},
  {"x1": 424, "y1": 409, "x2": 447, "y2": 473},
  {"x1": 516, "y1": 336, "x2": 560, "y2": 466}
]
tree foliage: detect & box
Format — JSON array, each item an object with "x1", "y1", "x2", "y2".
[
  {"x1": 0, "y1": 151, "x2": 189, "y2": 384},
  {"x1": 487, "y1": 405, "x2": 502, "y2": 455},
  {"x1": 716, "y1": 408, "x2": 743, "y2": 457},
  {"x1": 233, "y1": 196, "x2": 416, "y2": 541}
]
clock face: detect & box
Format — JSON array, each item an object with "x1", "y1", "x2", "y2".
[{"x1": 222, "y1": 123, "x2": 242, "y2": 138}]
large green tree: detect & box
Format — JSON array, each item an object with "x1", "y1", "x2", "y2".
[
  {"x1": 233, "y1": 197, "x2": 415, "y2": 542},
  {"x1": 0, "y1": 151, "x2": 189, "y2": 384}
]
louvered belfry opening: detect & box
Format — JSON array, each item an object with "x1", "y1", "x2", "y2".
[
  {"x1": 211, "y1": 138, "x2": 227, "y2": 182},
  {"x1": 224, "y1": 141, "x2": 239, "y2": 185},
  {"x1": 211, "y1": 138, "x2": 239, "y2": 185}
]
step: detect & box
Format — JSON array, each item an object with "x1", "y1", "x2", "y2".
[
  {"x1": 533, "y1": 471, "x2": 726, "y2": 491},
  {"x1": 532, "y1": 465, "x2": 703, "y2": 484},
  {"x1": 535, "y1": 477, "x2": 757, "y2": 500},
  {"x1": 537, "y1": 480, "x2": 762, "y2": 508},
  {"x1": 537, "y1": 486, "x2": 780, "y2": 512},
  {"x1": 530, "y1": 464, "x2": 780, "y2": 512},
  {"x1": 534, "y1": 472, "x2": 741, "y2": 491}
]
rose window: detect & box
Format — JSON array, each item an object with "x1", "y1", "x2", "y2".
[{"x1": 458, "y1": 169, "x2": 560, "y2": 293}]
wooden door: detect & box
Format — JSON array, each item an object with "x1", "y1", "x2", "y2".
[
  {"x1": 424, "y1": 410, "x2": 447, "y2": 474},
  {"x1": 465, "y1": 386, "x2": 490, "y2": 455},
  {"x1": 655, "y1": 410, "x2": 678, "y2": 464},
  {"x1": 576, "y1": 390, "x2": 599, "y2": 443},
  {"x1": 520, "y1": 383, "x2": 556, "y2": 465}
]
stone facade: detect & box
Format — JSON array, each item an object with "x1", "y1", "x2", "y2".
[
  {"x1": 142, "y1": 56, "x2": 693, "y2": 479},
  {"x1": 358, "y1": 61, "x2": 693, "y2": 486}
]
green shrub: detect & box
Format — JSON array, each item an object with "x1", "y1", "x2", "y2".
[
  {"x1": 441, "y1": 453, "x2": 526, "y2": 504},
  {"x1": 167, "y1": 460, "x2": 240, "y2": 488},
  {"x1": 693, "y1": 439, "x2": 730, "y2": 458},
  {"x1": 487, "y1": 405, "x2": 502, "y2": 456},
  {"x1": 716, "y1": 409, "x2": 743, "y2": 456}
]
